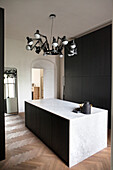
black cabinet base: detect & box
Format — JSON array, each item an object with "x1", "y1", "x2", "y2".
[{"x1": 25, "y1": 102, "x2": 69, "y2": 166}]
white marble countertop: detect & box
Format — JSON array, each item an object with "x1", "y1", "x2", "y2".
[{"x1": 26, "y1": 99, "x2": 107, "y2": 120}]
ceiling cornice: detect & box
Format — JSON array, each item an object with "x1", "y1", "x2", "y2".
[{"x1": 69, "y1": 20, "x2": 112, "y2": 41}]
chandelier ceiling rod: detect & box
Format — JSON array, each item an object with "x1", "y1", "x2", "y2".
[
  {"x1": 49, "y1": 14, "x2": 56, "y2": 45},
  {"x1": 26, "y1": 14, "x2": 77, "y2": 57}
]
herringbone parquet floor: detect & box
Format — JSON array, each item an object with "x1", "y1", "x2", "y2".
[{"x1": 0, "y1": 113, "x2": 111, "y2": 170}]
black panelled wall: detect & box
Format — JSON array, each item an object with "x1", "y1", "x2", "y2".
[
  {"x1": 0, "y1": 8, "x2": 5, "y2": 160},
  {"x1": 64, "y1": 25, "x2": 112, "y2": 128}
]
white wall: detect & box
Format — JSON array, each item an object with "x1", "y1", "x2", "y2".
[
  {"x1": 32, "y1": 59, "x2": 55, "y2": 99},
  {"x1": 5, "y1": 38, "x2": 60, "y2": 112},
  {"x1": 59, "y1": 56, "x2": 64, "y2": 99},
  {"x1": 32, "y1": 68, "x2": 41, "y2": 87},
  {"x1": 44, "y1": 69, "x2": 54, "y2": 99}
]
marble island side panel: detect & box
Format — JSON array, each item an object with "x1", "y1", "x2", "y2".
[{"x1": 69, "y1": 110, "x2": 108, "y2": 167}]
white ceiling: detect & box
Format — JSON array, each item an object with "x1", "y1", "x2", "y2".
[{"x1": 0, "y1": 0, "x2": 112, "y2": 41}]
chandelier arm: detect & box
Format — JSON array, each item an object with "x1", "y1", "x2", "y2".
[
  {"x1": 40, "y1": 34, "x2": 47, "y2": 39},
  {"x1": 38, "y1": 34, "x2": 48, "y2": 45},
  {"x1": 41, "y1": 41, "x2": 47, "y2": 50},
  {"x1": 38, "y1": 38, "x2": 44, "y2": 45},
  {"x1": 38, "y1": 38, "x2": 47, "y2": 48},
  {"x1": 40, "y1": 38, "x2": 47, "y2": 47},
  {"x1": 39, "y1": 34, "x2": 50, "y2": 50},
  {"x1": 45, "y1": 39, "x2": 50, "y2": 50},
  {"x1": 57, "y1": 36, "x2": 61, "y2": 44},
  {"x1": 58, "y1": 45, "x2": 64, "y2": 54},
  {"x1": 57, "y1": 36, "x2": 62, "y2": 40},
  {"x1": 30, "y1": 40, "x2": 40, "y2": 50},
  {"x1": 50, "y1": 16, "x2": 54, "y2": 45},
  {"x1": 57, "y1": 36, "x2": 65, "y2": 47}
]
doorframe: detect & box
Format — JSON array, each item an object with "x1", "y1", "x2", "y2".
[{"x1": 31, "y1": 58, "x2": 57, "y2": 99}]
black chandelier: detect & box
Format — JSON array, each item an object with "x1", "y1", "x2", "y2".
[{"x1": 26, "y1": 14, "x2": 77, "y2": 57}]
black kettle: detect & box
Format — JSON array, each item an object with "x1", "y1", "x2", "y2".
[{"x1": 81, "y1": 101, "x2": 91, "y2": 114}]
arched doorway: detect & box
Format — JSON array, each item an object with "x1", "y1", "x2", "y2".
[{"x1": 31, "y1": 59, "x2": 56, "y2": 99}]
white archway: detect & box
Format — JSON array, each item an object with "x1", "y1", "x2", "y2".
[{"x1": 31, "y1": 58, "x2": 56, "y2": 99}]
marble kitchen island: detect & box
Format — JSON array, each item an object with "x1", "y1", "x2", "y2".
[{"x1": 25, "y1": 99, "x2": 108, "y2": 167}]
